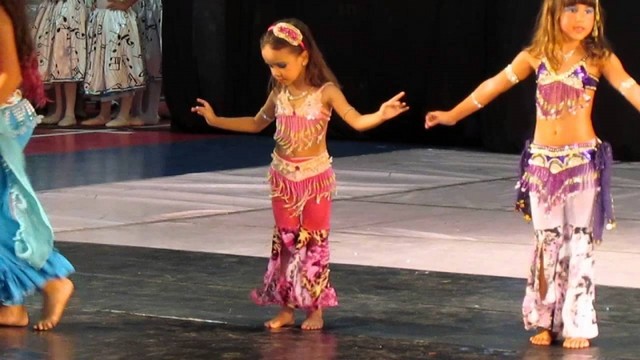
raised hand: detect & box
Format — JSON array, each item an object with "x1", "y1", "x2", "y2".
[
  {"x1": 379, "y1": 92, "x2": 409, "y2": 121},
  {"x1": 191, "y1": 98, "x2": 216, "y2": 124},
  {"x1": 424, "y1": 110, "x2": 457, "y2": 129}
]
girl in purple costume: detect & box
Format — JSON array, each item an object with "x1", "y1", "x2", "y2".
[{"x1": 425, "y1": 0, "x2": 638, "y2": 350}]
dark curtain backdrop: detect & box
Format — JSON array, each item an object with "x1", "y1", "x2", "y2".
[{"x1": 163, "y1": 0, "x2": 640, "y2": 160}]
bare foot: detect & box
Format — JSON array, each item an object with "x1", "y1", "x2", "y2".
[
  {"x1": 265, "y1": 307, "x2": 295, "y2": 329},
  {"x1": 127, "y1": 116, "x2": 145, "y2": 126},
  {"x1": 563, "y1": 338, "x2": 590, "y2": 349},
  {"x1": 57, "y1": 115, "x2": 77, "y2": 127},
  {"x1": 81, "y1": 116, "x2": 109, "y2": 126},
  {"x1": 301, "y1": 309, "x2": 323, "y2": 331},
  {"x1": 0, "y1": 305, "x2": 29, "y2": 327},
  {"x1": 141, "y1": 113, "x2": 160, "y2": 125},
  {"x1": 41, "y1": 114, "x2": 62, "y2": 125},
  {"x1": 105, "y1": 116, "x2": 144, "y2": 127},
  {"x1": 529, "y1": 329, "x2": 554, "y2": 346},
  {"x1": 33, "y1": 278, "x2": 74, "y2": 331}
]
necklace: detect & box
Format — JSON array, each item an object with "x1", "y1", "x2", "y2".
[
  {"x1": 285, "y1": 88, "x2": 308, "y2": 101},
  {"x1": 562, "y1": 49, "x2": 576, "y2": 62}
]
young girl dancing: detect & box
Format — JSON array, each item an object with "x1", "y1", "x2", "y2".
[
  {"x1": 192, "y1": 18, "x2": 408, "y2": 330},
  {"x1": 0, "y1": 0, "x2": 75, "y2": 331},
  {"x1": 425, "y1": 0, "x2": 638, "y2": 349}
]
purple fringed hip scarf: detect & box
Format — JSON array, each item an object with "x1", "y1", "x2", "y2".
[{"x1": 515, "y1": 140, "x2": 615, "y2": 243}]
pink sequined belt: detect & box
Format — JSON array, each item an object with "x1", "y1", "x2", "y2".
[{"x1": 268, "y1": 151, "x2": 336, "y2": 215}]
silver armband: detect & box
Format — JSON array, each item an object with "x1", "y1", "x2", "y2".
[
  {"x1": 619, "y1": 78, "x2": 637, "y2": 95},
  {"x1": 471, "y1": 92, "x2": 484, "y2": 109},
  {"x1": 260, "y1": 112, "x2": 275, "y2": 122},
  {"x1": 505, "y1": 64, "x2": 520, "y2": 85}
]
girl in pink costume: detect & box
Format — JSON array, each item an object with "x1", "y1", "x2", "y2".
[{"x1": 192, "y1": 18, "x2": 408, "y2": 330}]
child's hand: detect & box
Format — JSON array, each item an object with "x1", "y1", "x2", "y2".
[
  {"x1": 107, "y1": 0, "x2": 132, "y2": 11},
  {"x1": 425, "y1": 110, "x2": 457, "y2": 129},
  {"x1": 378, "y1": 92, "x2": 409, "y2": 121},
  {"x1": 191, "y1": 98, "x2": 216, "y2": 124}
]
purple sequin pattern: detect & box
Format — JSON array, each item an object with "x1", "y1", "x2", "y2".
[
  {"x1": 536, "y1": 61, "x2": 599, "y2": 119},
  {"x1": 516, "y1": 141, "x2": 615, "y2": 242}
]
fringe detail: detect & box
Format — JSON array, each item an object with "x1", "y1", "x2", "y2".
[
  {"x1": 269, "y1": 167, "x2": 336, "y2": 216},
  {"x1": 593, "y1": 142, "x2": 615, "y2": 243},
  {"x1": 536, "y1": 82, "x2": 590, "y2": 119},
  {"x1": 520, "y1": 162, "x2": 599, "y2": 213},
  {"x1": 515, "y1": 140, "x2": 616, "y2": 243},
  {"x1": 515, "y1": 141, "x2": 533, "y2": 221}
]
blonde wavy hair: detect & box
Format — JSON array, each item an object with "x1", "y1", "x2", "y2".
[{"x1": 527, "y1": 0, "x2": 611, "y2": 70}]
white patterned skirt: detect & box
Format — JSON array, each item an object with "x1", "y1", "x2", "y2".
[
  {"x1": 32, "y1": 0, "x2": 88, "y2": 83},
  {"x1": 83, "y1": 6, "x2": 145, "y2": 97},
  {"x1": 135, "y1": 0, "x2": 162, "y2": 80}
]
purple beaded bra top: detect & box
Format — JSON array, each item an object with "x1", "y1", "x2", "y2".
[{"x1": 536, "y1": 57, "x2": 599, "y2": 120}]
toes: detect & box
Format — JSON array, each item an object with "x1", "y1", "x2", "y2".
[
  {"x1": 563, "y1": 338, "x2": 589, "y2": 349},
  {"x1": 301, "y1": 322, "x2": 323, "y2": 331},
  {"x1": 33, "y1": 320, "x2": 56, "y2": 331},
  {"x1": 264, "y1": 321, "x2": 276, "y2": 329},
  {"x1": 529, "y1": 333, "x2": 552, "y2": 346}
]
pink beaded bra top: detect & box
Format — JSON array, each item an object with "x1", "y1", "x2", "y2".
[
  {"x1": 536, "y1": 57, "x2": 599, "y2": 120},
  {"x1": 273, "y1": 83, "x2": 332, "y2": 154}
]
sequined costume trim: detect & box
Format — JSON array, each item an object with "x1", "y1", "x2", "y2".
[
  {"x1": 0, "y1": 94, "x2": 54, "y2": 269},
  {"x1": 0, "y1": 91, "x2": 24, "y2": 109},
  {"x1": 536, "y1": 58, "x2": 599, "y2": 120},
  {"x1": 516, "y1": 140, "x2": 615, "y2": 243},
  {"x1": 268, "y1": 151, "x2": 336, "y2": 216},
  {"x1": 273, "y1": 83, "x2": 333, "y2": 155}
]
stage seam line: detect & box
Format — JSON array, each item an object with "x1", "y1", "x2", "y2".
[{"x1": 103, "y1": 310, "x2": 228, "y2": 324}]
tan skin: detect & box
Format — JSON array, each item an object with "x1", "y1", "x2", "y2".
[
  {"x1": 0, "y1": 6, "x2": 75, "y2": 332},
  {"x1": 426, "y1": 4, "x2": 640, "y2": 349},
  {"x1": 0, "y1": 6, "x2": 22, "y2": 104},
  {"x1": 193, "y1": 43, "x2": 408, "y2": 330}
]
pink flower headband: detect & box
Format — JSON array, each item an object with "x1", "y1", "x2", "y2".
[{"x1": 268, "y1": 22, "x2": 306, "y2": 50}]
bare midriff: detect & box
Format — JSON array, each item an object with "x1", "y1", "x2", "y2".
[{"x1": 533, "y1": 100, "x2": 597, "y2": 146}]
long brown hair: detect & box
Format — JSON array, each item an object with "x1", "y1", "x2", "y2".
[
  {"x1": 260, "y1": 18, "x2": 339, "y2": 92},
  {"x1": 527, "y1": 0, "x2": 611, "y2": 70},
  {"x1": 1, "y1": 0, "x2": 46, "y2": 106}
]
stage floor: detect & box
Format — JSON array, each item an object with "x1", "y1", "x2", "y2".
[{"x1": 4, "y1": 126, "x2": 640, "y2": 359}]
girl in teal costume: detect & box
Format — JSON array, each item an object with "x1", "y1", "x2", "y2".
[{"x1": 0, "y1": 0, "x2": 74, "y2": 331}]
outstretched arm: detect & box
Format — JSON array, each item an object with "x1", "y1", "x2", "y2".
[
  {"x1": 191, "y1": 92, "x2": 276, "y2": 134},
  {"x1": 601, "y1": 53, "x2": 640, "y2": 112},
  {"x1": 323, "y1": 84, "x2": 409, "y2": 132},
  {"x1": 0, "y1": 6, "x2": 22, "y2": 103},
  {"x1": 425, "y1": 51, "x2": 535, "y2": 128}
]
